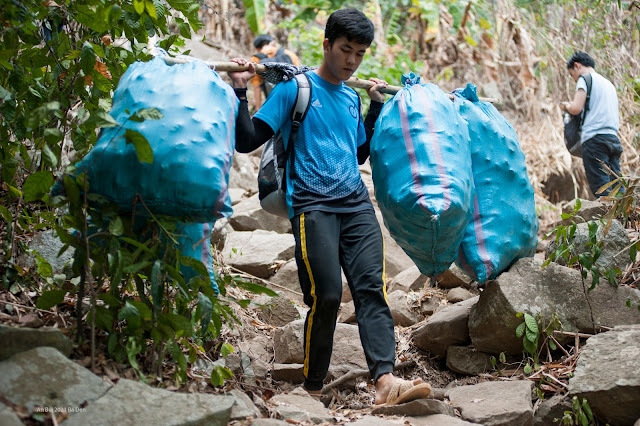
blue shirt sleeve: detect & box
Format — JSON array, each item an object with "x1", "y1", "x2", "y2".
[{"x1": 255, "y1": 79, "x2": 298, "y2": 134}]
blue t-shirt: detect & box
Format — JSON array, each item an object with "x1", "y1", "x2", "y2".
[{"x1": 255, "y1": 71, "x2": 372, "y2": 218}]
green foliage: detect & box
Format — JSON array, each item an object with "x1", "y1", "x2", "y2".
[
  {"x1": 543, "y1": 198, "x2": 619, "y2": 291},
  {"x1": 515, "y1": 311, "x2": 561, "y2": 375},
  {"x1": 243, "y1": 0, "x2": 267, "y2": 34},
  {"x1": 558, "y1": 396, "x2": 595, "y2": 426},
  {"x1": 0, "y1": 0, "x2": 270, "y2": 387}
]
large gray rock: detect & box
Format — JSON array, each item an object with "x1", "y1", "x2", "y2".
[
  {"x1": 387, "y1": 290, "x2": 419, "y2": 326},
  {"x1": 413, "y1": 297, "x2": 479, "y2": 358},
  {"x1": 0, "y1": 324, "x2": 73, "y2": 361},
  {"x1": 388, "y1": 266, "x2": 428, "y2": 293},
  {"x1": 0, "y1": 347, "x2": 110, "y2": 413},
  {"x1": 374, "y1": 209, "x2": 416, "y2": 280},
  {"x1": 468, "y1": 258, "x2": 640, "y2": 355},
  {"x1": 546, "y1": 219, "x2": 631, "y2": 272},
  {"x1": 446, "y1": 346, "x2": 492, "y2": 375},
  {"x1": 0, "y1": 402, "x2": 23, "y2": 426},
  {"x1": 221, "y1": 230, "x2": 295, "y2": 278},
  {"x1": 371, "y1": 399, "x2": 454, "y2": 416},
  {"x1": 533, "y1": 394, "x2": 572, "y2": 426},
  {"x1": 447, "y1": 287, "x2": 475, "y2": 303},
  {"x1": 228, "y1": 194, "x2": 292, "y2": 234},
  {"x1": 228, "y1": 389, "x2": 261, "y2": 420},
  {"x1": 228, "y1": 152, "x2": 258, "y2": 192},
  {"x1": 64, "y1": 379, "x2": 234, "y2": 426},
  {"x1": 568, "y1": 325, "x2": 640, "y2": 425},
  {"x1": 558, "y1": 198, "x2": 608, "y2": 224},
  {"x1": 273, "y1": 319, "x2": 368, "y2": 371},
  {"x1": 434, "y1": 264, "x2": 473, "y2": 289},
  {"x1": 254, "y1": 294, "x2": 300, "y2": 327},
  {"x1": 269, "y1": 259, "x2": 302, "y2": 302},
  {"x1": 447, "y1": 380, "x2": 534, "y2": 426},
  {"x1": 272, "y1": 363, "x2": 305, "y2": 383},
  {"x1": 270, "y1": 388, "x2": 334, "y2": 424},
  {"x1": 17, "y1": 229, "x2": 74, "y2": 274},
  {"x1": 406, "y1": 414, "x2": 477, "y2": 425}
]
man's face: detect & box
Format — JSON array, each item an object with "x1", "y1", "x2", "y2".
[
  {"x1": 568, "y1": 64, "x2": 580, "y2": 82},
  {"x1": 322, "y1": 36, "x2": 368, "y2": 83}
]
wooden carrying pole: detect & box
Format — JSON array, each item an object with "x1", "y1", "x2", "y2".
[{"x1": 163, "y1": 57, "x2": 500, "y2": 103}]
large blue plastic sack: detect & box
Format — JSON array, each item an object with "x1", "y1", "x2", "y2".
[
  {"x1": 453, "y1": 84, "x2": 538, "y2": 283},
  {"x1": 370, "y1": 75, "x2": 474, "y2": 276},
  {"x1": 72, "y1": 56, "x2": 237, "y2": 222}
]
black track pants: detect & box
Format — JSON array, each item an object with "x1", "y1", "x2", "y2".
[{"x1": 291, "y1": 209, "x2": 396, "y2": 391}]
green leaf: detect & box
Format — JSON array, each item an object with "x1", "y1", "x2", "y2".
[
  {"x1": 525, "y1": 327, "x2": 538, "y2": 344},
  {"x1": 582, "y1": 399, "x2": 593, "y2": 419},
  {"x1": 242, "y1": 0, "x2": 266, "y2": 34},
  {"x1": 36, "y1": 255, "x2": 53, "y2": 277},
  {"x1": 36, "y1": 289, "x2": 67, "y2": 310},
  {"x1": 118, "y1": 301, "x2": 141, "y2": 329},
  {"x1": 99, "y1": 293, "x2": 122, "y2": 308},
  {"x1": 523, "y1": 363, "x2": 532, "y2": 374},
  {"x1": 122, "y1": 260, "x2": 153, "y2": 274},
  {"x1": 499, "y1": 352, "x2": 506, "y2": 363},
  {"x1": 129, "y1": 107, "x2": 163, "y2": 122},
  {"x1": 108, "y1": 216, "x2": 124, "y2": 236},
  {"x1": 93, "y1": 110, "x2": 118, "y2": 128},
  {"x1": 133, "y1": 0, "x2": 145, "y2": 15},
  {"x1": 109, "y1": 4, "x2": 122, "y2": 24},
  {"x1": 515, "y1": 322, "x2": 526, "y2": 338},
  {"x1": 549, "y1": 339, "x2": 557, "y2": 350},
  {"x1": 44, "y1": 128, "x2": 64, "y2": 144},
  {"x1": 145, "y1": 0, "x2": 158, "y2": 19},
  {"x1": 0, "y1": 205, "x2": 13, "y2": 223},
  {"x1": 524, "y1": 313, "x2": 538, "y2": 334},
  {"x1": 235, "y1": 280, "x2": 277, "y2": 296},
  {"x1": 220, "y1": 343, "x2": 233, "y2": 357},
  {"x1": 41, "y1": 143, "x2": 59, "y2": 168},
  {"x1": 80, "y1": 41, "x2": 96, "y2": 74},
  {"x1": 92, "y1": 306, "x2": 114, "y2": 331},
  {"x1": 165, "y1": 313, "x2": 193, "y2": 337},
  {"x1": 210, "y1": 365, "x2": 233, "y2": 386},
  {"x1": 129, "y1": 300, "x2": 152, "y2": 320},
  {"x1": 23, "y1": 171, "x2": 54, "y2": 202},
  {"x1": 124, "y1": 129, "x2": 153, "y2": 163},
  {"x1": 523, "y1": 336, "x2": 537, "y2": 356}
]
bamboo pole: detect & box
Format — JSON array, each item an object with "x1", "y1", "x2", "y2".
[{"x1": 162, "y1": 56, "x2": 501, "y2": 103}]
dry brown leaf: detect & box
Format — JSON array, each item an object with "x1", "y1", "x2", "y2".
[
  {"x1": 94, "y1": 60, "x2": 112, "y2": 80},
  {"x1": 101, "y1": 34, "x2": 112, "y2": 46}
]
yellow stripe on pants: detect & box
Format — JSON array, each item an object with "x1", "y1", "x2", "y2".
[
  {"x1": 382, "y1": 236, "x2": 388, "y2": 304},
  {"x1": 300, "y1": 213, "x2": 318, "y2": 377}
]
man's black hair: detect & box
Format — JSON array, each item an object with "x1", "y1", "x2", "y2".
[
  {"x1": 325, "y1": 8, "x2": 374, "y2": 47},
  {"x1": 567, "y1": 51, "x2": 595, "y2": 69},
  {"x1": 254, "y1": 34, "x2": 273, "y2": 49}
]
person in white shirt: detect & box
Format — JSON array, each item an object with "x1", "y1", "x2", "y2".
[{"x1": 560, "y1": 51, "x2": 623, "y2": 197}]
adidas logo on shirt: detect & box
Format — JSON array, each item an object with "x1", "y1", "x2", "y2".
[{"x1": 312, "y1": 99, "x2": 322, "y2": 108}]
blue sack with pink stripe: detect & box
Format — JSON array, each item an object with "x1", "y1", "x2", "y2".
[
  {"x1": 71, "y1": 56, "x2": 237, "y2": 222},
  {"x1": 453, "y1": 84, "x2": 538, "y2": 283},
  {"x1": 370, "y1": 74, "x2": 474, "y2": 276}
]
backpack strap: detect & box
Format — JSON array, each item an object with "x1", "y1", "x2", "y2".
[
  {"x1": 282, "y1": 73, "x2": 312, "y2": 190},
  {"x1": 579, "y1": 74, "x2": 593, "y2": 127},
  {"x1": 254, "y1": 52, "x2": 268, "y2": 60}
]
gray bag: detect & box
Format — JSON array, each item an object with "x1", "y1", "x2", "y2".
[{"x1": 257, "y1": 74, "x2": 311, "y2": 217}]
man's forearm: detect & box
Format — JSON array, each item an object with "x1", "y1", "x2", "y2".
[
  {"x1": 234, "y1": 88, "x2": 274, "y2": 153},
  {"x1": 358, "y1": 100, "x2": 384, "y2": 164}
]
